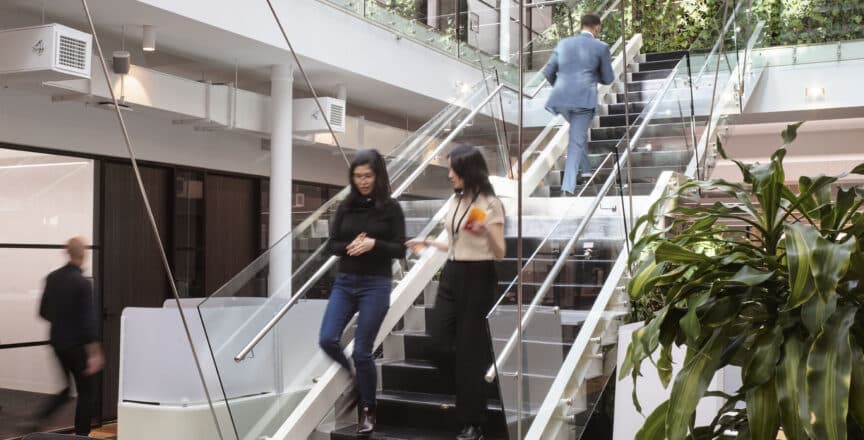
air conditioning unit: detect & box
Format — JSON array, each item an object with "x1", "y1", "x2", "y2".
[
  {"x1": 293, "y1": 97, "x2": 346, "y2": 133},
  {"x1": 0, "y1": 23, "x2": 92, "y2": 83}
]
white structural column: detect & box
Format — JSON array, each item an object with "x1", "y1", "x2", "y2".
[
  {"x1": 499, "y1": 0, "x2": 512, "y2": 62},
  {"x1": 269, "y1": 64, "x2": 294, "y2": 297}
]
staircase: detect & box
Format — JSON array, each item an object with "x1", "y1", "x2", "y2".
[
  {"x1": 317, "y1": 49, "x2": 698, "y2": 440},
  {"x1": 535, "y1": 50, "x2": 703, "y2": 199}
]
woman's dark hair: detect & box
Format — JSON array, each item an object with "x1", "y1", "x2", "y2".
[
  {"x1": 448, "y1": 144, "x2": 495, "y2": 197},
  {"x1": 345, "y1": 148, "x2": 391, "y2": 209}
]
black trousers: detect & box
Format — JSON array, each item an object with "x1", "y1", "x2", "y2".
[
  {"x1": 39, "y1": 345, "x2": 95, "y2": 436},
  {"x1": 429, "y1": 260, "x2": 497, "y2": 426}
]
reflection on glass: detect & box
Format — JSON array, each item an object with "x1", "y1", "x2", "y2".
[{"x1": 0, "y1": 149, "x2": 94, "y2": 245}]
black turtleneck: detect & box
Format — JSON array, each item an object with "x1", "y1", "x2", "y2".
[{"x1": 328, "y1": 197, "x2": 406, "y2": 277}]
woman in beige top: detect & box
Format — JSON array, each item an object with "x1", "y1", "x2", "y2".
[{"x1": 408, "y1": 144, "x2": 505, "y2": 440}]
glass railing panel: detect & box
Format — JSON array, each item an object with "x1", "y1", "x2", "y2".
[
  {"x1": 756, "y1": 38, "x2": 864, "y2": 68},
  {"x1": 195, "y1": 76, "x2": 514, "y2": 438},
  {"x1": 196, "y1": 234, "x2": 329, "y2": 440},
  {"x1": 488, "y1": 195, "x2": 628, "y2": 438}
]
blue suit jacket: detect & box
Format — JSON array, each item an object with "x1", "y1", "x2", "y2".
[{"x1": 543, "y1": 33, "x2": 615, "y2": 114}]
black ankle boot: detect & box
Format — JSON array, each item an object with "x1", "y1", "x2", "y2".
[
  {"x1": 457, "y1": 425, "x2": 484, "y2": 440},
  {"x1": 357, "y1": 405, "x2": 375, "y2": 435}
]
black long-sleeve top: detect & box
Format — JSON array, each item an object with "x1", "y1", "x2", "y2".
[
  {"x1": 328, "y1": 197, "x2": 406, "y2": 277},
  {"x1": 39, "y1": 264, "x2": 98, "y2": 349}
]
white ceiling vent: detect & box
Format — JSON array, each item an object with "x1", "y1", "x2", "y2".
[
  {"x1": 0, "y1": 23, "x2": 92, "y2": 83},
  {"x1": 293, "y1": 97, "x2": 347, "y2": 133}
]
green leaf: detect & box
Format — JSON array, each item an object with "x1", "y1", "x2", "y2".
[
  {"x1": 776, "y1": 332, "x2": 810, "y2": 440},
  {"x1": 727, "y1": 266, "x2": 775, "y2": 286},
  {"x1": 850, "y1": 343, "x2": 864, "y2": 433},
  {"x1": 666, "y1": 329, "x2": 728, "y2": 440},
  {"x1": 746, "y1": 378, "x2": 780, "y2": 440},
  {"x1": 680, "y1": 291, "x2": 710, "y2": 344},
  {"x1": 655, "y1": 242, "x2": 714, "y2": 264},
  {"x1": 852, "y1": 163, "x2": 864, "y2": 175},
  {"x1": 810, "y1": 236, "x2": 856, "y2": 302},
  {"x1": 628, "y1": 255, "x2": 664, "y2": 299},
  {"x1": 784, "y1": 223, "x2": 820, "y2": 309},
  {"x1": 802, "y1": 294, "x2": 838, "y2": 336},
  {"x1": 701, "y1": 295, "x2": 740, "y2": 328},
  {"x1": 621, "y1": 305, "x2": 671, "y2": 382},
  {"x1": 806, "y1": 305, "x2": 858, "y2": 440},
  {"x1": 743, "y1": 325, "x2": 784, "y2": 389},
  {"x1": 782, "y1": 121, "x2": 805, "y2": 144},
  {"x1": 636, "y1": 400, "x2": 670, "y2": 440},
  {"x1": 658, "y1": 344, "x2": 674, "y2": 389}
]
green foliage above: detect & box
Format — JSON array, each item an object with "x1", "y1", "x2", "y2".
[
  {"x1": 755, "y1": 0, "x2": 864, "y2": 46},
  {"x1": 621, "y1": 123, "x2": 864, "y2": 439}
]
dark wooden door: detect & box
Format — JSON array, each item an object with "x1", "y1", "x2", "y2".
[
  {"x1": 100, "y1": 162, "x2": 170, "y2": 420},
  {"x1": 204, "y1": 174, "x2": 258, "y2": 294}
]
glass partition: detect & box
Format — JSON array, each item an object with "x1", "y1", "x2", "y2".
[{"x1": 194, "y1": 73, "x2": 519, "y2": 439}]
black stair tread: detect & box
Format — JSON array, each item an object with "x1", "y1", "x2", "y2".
[
  {"x1": 378, "y1": 390, "x2": 503, "y2": 410},
  {"x1": 637, "y1": 59, "x2": 682, "y2": 71},
  {"x1": 330, "y1": 424, "x2": 507, "y2": 440},
  {"x1": 606, "y1": 101, "x2": 648, "y2": 114},
  {"x1": 645, "y1": 50, "x2": 689, "y2": 62},
  {"x1": 632, "y1": 69, "x2": 672, "y2": 81},
  {"x1": 623, "y1": 79, "x2": 666, "y2": 92}
]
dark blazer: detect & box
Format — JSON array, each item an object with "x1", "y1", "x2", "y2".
[
  {"x1": 543, "y1": 32, "x2": 616, "y2": 114},
  {"x1": 39, "y1": 264, "x2": 97, "y2": 349}
]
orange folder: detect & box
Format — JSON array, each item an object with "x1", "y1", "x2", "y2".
[{"x1": 466, "y1": 206, "x2": 487, "y2": 225}]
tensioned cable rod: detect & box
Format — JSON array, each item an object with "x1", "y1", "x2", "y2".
[{"x1": 79, "y1": 2, "x2": 226, "y2": 438}]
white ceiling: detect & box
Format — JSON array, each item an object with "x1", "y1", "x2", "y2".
[{"x1": 0, "y1": 0, "x2": 453, "y2": 121}]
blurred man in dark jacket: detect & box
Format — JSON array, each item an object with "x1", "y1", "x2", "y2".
[{"x1": 36, "y1": 237, "x2": 103, "y2": 436}]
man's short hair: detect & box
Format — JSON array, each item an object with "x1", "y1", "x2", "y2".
[{"x1": 581, "y1": 13, "x2": 602, "y2": 28}]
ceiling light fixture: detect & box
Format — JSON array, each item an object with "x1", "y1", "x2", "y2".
[{"x1": 142, "y1": 25, "x2": 156, "y2": 52}]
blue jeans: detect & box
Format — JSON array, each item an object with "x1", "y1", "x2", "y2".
[
  {"x1": 319, "y1": 272, "x2": 391, "y2": 408},
  {"x1": 561, "y1": 108, "x2": 596, "y2": 194}
]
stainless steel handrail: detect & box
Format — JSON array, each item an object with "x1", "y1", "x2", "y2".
[
  {"x1": 234, "y1": 83, "x2": 508, "y2": 362},
  {"x1": 485, "y1": 57, "x2": 683, "y2": 382}
]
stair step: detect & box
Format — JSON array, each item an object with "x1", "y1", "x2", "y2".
[
  {"x1": 549, "y1": 182, "x2": 658, "y2": 197},
  {"x1": 623, "y1": 79, "x2": 666, "y2": 92},
  {"x1": 616, "y1": 90, "x2": 661, "y2": 103},
  {"x1": 591, "y1": 122, "x2": 690, "y2": 141},
  {"x1": 588, "y1": 135, "x2": 693, "y2": 152},
  {"x1": 637, "y1": 58, "x2": 682, "y2": 72},
  {"x1": 632, "y1": 69, "x2": 673, "y2": 82},
  {"x1": 330, "y1": 423, "x2": 507, "y2": 440},
  {"x1": 645, "y1": 50, "x2": 689, "y2": 62},
  {"x1": 375, "y1": 391, "x2": 507, "y2": 435},
  {"x1": 381, "y1": 360, "x2": 498, "y2": 397},
  {"x1": 606, "y1": 101, "x2": 647, "y2": 115}
]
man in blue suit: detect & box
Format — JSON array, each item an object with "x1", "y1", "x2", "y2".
[{"x1": 543, "y1": 13, "x2": 615, "y2": 195}]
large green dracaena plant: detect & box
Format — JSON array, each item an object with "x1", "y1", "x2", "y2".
[{"x1": 621, "y1": 122, "x2": 864, "y2": 440}]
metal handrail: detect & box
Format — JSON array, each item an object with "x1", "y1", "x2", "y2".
[
  {"x1": 234, "y1": 83, "x2": 508, "y2": 362},
  {"x1": 485, "y1": 55, "x2": 684, "y2": 382}
]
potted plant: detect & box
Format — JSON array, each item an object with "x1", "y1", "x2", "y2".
[{"x1": 621, "y1": 123, "x2": 864, "y2": 440}]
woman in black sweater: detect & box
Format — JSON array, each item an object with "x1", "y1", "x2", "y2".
[{"x1": 318, "y1": 149, "x2": 406, "y2": 435}]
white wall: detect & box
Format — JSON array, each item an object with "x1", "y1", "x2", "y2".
[
  {"x1": 135, "y1": 0, "x2": 482, "y2": 105},
  {"x1": 746, "y1": 58, "x2": 864, "y2": 114},
  {"x1": 0, "y1": 87, "x2": 270, "y2": 176},
  {"x1": 711, "y1": 118, "x2": 864, "y2": 183}
]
